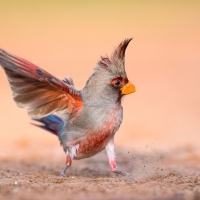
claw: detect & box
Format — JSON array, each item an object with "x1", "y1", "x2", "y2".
[
  {"x1": 60, "y1": 166, "x2": 68, "y2": 177},
  {"x1": 60, "y1": 172, "x2": 65, "y2": 177},
  {"x1": 60, "y1": 150, "x2": 72, "y2": 177},
  {"x1": 114, "y1": 169, "x2": 135, "y2": 180},
  {"x1": 105, "y1": 138, "x2": 134, "y2": 181}
]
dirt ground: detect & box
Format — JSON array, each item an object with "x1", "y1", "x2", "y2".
[{"x1": 0, "y1": 145, "x2": 200, "y2": 200}]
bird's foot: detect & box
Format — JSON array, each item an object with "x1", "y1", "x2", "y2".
[
  {"x1": 60, "y1": 166, "x2": 68, "y2": 177},
  {"x1": 114, "y1": 169, "x2": 134, "y2": 180}
]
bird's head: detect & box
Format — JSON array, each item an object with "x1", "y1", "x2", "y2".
[{"x1": 83, "y1": 38, "x2": 135, "y2": 104}]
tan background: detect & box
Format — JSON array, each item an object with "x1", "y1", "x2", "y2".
[{"x1": 0, "y1": 0, "x2": 200, "y2": 158}]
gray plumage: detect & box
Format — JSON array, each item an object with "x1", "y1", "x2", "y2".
[{"x1": 0, "y1": 39, "x2": 135, "y2": 179}]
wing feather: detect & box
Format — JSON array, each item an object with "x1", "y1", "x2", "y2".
[{"x1": 0, "y1": 49, "x2": 82, "y2": 118}]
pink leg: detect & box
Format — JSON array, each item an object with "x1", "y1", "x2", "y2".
[
  {"x1": 105, "y1": 137, "x2": 117, "y2": 171},
  {"x1": 60, "y1": 150, "x2": 72, "y2": 177},
  {"x1": 105, "y1": 137, "x2": 134, "y2": 180}
]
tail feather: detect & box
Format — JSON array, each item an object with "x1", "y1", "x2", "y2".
[{"x1": 32, "y1": 114, "x2": 64, "y2": 137}]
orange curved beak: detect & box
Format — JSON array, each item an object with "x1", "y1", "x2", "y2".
[{"x1": 121, "y1": 81, "x2": 136, "y2": 95}]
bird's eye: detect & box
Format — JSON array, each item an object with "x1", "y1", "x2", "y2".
[
  {"x1": 115, "y1": 80, "x2": 121, "y2": 86},
  {"x1": 111, "y1": 77, "x2": 123, "y2": 88}
]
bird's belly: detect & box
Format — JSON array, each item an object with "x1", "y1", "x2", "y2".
[
  {"x1": 73, "y1": 105, "x2": 122, "y2": 159},
  {"x1": 74, "y1": 128, "x2": 113, "y2": 159}
]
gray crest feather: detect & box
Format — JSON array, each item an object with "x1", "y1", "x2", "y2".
[
  {"x1": 98, "y1": 38, "x2": 132, "y2": 68},
  {"x1": 96, "y1": 38, "x2": 132, "y2": 78}
]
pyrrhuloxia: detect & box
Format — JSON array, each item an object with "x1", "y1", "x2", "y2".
[{"x1": 0, "y1": 39, "x2": 135, "y2": 178}]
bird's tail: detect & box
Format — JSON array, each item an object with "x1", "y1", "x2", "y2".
[{"x1": 32, "y1": 114, "x2": 64, "y2": 137}]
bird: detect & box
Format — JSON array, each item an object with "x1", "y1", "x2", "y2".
[{"x1": 0, "y1": 38, "x2": 135, "y2": 179}]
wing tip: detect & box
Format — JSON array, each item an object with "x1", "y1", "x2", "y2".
[{"x1": 0, "y1": 49, "x2": 7, "y2": 64}]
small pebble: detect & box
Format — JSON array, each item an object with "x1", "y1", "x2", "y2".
[{"x1": 14, "y1": 181, "x2": 18, "y2": 185}]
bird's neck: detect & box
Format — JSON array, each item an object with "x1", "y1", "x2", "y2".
[{"x1": 81, "y1": 90, "x2": 122, "y2": 107}]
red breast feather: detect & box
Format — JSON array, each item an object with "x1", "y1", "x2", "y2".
[{"x1": 73, "y1": 105, "x2": 122, "y2": 159}]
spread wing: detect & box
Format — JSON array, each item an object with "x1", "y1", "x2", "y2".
[{"x1": 0, "y1": 49, "x2": 82, "y2": 118}]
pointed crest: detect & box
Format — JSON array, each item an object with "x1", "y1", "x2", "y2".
[
  {"x1": 112, "y1": 38, "x2": 132, "y2": 62},
  {"x1": 98, "y1": 38, "x2": 132, "y2": 67}
]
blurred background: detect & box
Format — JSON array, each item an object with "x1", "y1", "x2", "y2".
[{"x1": 0, "y1": 0, "x2": 200, "y2": 160}]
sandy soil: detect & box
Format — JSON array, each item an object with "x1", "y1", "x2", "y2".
[{"x1": 0, "y1": 146, "x2": 200, "y2": 200}]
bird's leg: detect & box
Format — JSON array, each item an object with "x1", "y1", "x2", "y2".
[
  {"x1": 60, "y1": 150, "x2": 72, "y2": 177},
  {"x1": 105, "y1": 137, "x2": 134, "y2": 180}
]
